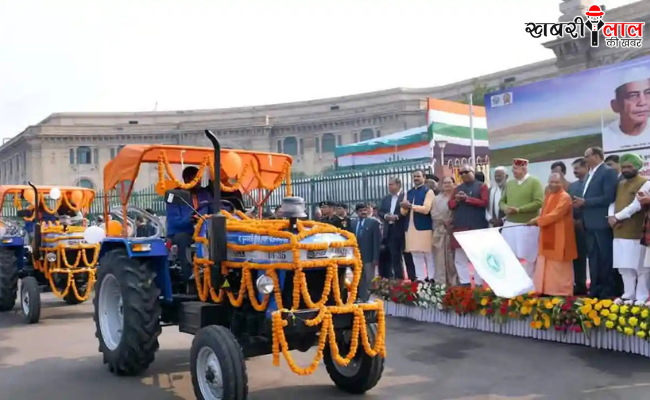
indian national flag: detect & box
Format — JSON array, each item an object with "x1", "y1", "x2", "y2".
[{"x1": 426, "y1": 98, "x2": 488, "y2": 157}]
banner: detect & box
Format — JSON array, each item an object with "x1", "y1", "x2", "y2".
[
  {"x1": 485, "y1": 56, "x2": 650, "y2": 168},
  {"x1": 453, "y1": 228, "x2": 534, "y2": 298}
]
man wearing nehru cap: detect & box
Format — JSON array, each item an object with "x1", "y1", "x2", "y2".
[
  {"x1": 608, "y1": 153, "x2": 650, "y2": 305},
  {"x1": 602, "y1": 66, "x2": 650, "y2": 152}
]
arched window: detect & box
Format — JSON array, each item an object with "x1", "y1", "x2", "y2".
[
  {"x1": 322, "y1": 133, "x2": 336, "y2": 153},
  {"x1": 359, "y1": 128, "x2": 374, "y2": 142},
  {"x1": 77, "y1": 178, "x2": 95, "y2": 189},
  {"x1": 77, "y1": 146, "x2": 92, "y2": 164},
  {"x1": 283, "y1": 137, "x2": 298, "y2": 156},
  {"x1": 69, "y1": 149, "x2": 75, "y2": 164}
]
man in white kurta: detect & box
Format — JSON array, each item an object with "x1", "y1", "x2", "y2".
[
  {"x1": 486, "y1": 166, "x2": 508, "y2": 227},
  {"x1": 608, "y1": 153, "x2": 650, "y2": 305},
  {"x1": 499, "y1": 158, "x2": 545, "y2": 277}
]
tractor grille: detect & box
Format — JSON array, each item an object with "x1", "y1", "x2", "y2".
[{"x1": 280, "y1": 267, "x2": 347, "y2": 309}]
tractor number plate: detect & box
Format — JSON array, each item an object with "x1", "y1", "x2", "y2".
[{"x1": 307, "y1": 248, "x2": 350, "y2": 259}]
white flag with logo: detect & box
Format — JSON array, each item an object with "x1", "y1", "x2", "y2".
[{"x1": 453, "y1": 228, "x2": 534, "y2": 298}]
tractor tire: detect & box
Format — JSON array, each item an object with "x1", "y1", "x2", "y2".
[
  {"x1": 191, "y1": 325, "x2": 249, "y2": 400},
  {"x1": 323, "y1": 323, "x2": 385, "y2": 394},
  {"x1": 93, "y1": 248, "x2": 162, "y2": 376},
  {"x1": 20, "y1": 276, "x2": 41, "y2": 324},
  {"x1": 0, "y1": 248, "x2": 18, "y2": 312}
]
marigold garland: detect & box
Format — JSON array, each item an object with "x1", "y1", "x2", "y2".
[
  {"x1": 190, "y1": 211, "x2": 385, "y2": 375},
  {"x1": 155, "y1": 150, "x2": 293, "y2": 195},
  {"x1": 12, "y1": 192, "x2": 92, "y2": 221},
  {"x1": 35, "y1": 223, "x2": 99, "y2": 302}
]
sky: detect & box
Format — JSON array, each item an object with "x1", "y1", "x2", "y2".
[{"x1": 0, "y1": 0, "x2": 639, "y2": 140}]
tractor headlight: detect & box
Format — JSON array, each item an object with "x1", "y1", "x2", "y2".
[
  {"x1": 255, "y1": 275, "x2": 274, "y2": 295},
  {"x1": 345, "y1": 267, "x2": 354, "y2": 285},
  {"x1": 46, "y1": 252, "x2": 57, "y2": 263}
]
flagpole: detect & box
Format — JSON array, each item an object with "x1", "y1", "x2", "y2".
[{"x1": 468, "y1": 93, "x2": 476, "y2": 167}]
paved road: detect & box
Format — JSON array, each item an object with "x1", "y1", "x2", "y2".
[{"x1": 2, "y1": 295, "x2": 650, "y2": 399}]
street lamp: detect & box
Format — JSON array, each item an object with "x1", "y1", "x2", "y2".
[{"x1": 437, "y1": 140, "x2": 448, "y2": 166}]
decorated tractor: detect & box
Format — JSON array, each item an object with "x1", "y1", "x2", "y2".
[
  {"x1": 92, "y1": 130, "x2": 386, "y2": 400},
  {"x1": 0, "y1": 184, "x2": 100, "y2": 323}
]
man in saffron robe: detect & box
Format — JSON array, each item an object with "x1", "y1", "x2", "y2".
[
  {"x1": 527, "y1": 173, "x2": 577, "y2": 296},
  {"x1": 607, "y1": 153, "x2": 650, "y2": 305},
  {"x1": 449, "y1": 164, "x2": 489, "y2": 286},
  {"x1": 400, "y1": 169, "x2": 435, "y2": 280},
  {"x1": 499, "y1": 158, "x2": 544, "y2": 277}
]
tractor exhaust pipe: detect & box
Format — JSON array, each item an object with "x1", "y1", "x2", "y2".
[
  {"x1": 27, "y1": 181, "x2": 39, "y2": 223},
  {"x1": 203, "y1": 129, "x2": 227, "y2": 291}
]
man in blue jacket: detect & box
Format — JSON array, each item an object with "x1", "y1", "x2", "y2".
[{"x1": 167, "y1": 166, "x2": 213, "y2": 281}]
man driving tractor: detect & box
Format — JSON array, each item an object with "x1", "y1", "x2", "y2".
[{"x1": 166, "y1": 166, "x2": 213, "y2": 282}]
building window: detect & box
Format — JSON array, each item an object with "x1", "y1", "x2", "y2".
[
  {"x1": 77, "y1": 178, "x2": 95, "y2": 189},
  {"x1": 360, "y1": 128, "x2": 374, "y2": 142},
  {"x1": 77, "y1": 146, "x2": 92, "y2": 164},
  {"x1": 277, "y1": 140, "x2": 282, "y2": 153},
  {"x1": 322, "y1": 133, "x2": 336, "y2": 153},
  {"x1": 337, "y1": 135, "x2": 342, "y2": 146},
  {"x1": 376, "y1": 130, "x2": 381, "y2": 137},
  {"x1": 299, "y1": 138, "x2": 304, "y2": 155},
  {"x1": 69, "y1": 149, "x2": 75, "y2": 164},
  {"x1": 315, "y1": 137, "x2": 320, "y2": 153},
  {"x1": 110, "y1": 148, "x2": 116, "y2": 159},
  {"x1": 283, "y1": 137, "x2": 298, "y2": 156},
  {"x1": 353, "y1": 132, "x2": 358, "y2": 142},
  {"x1": 93, "y1": 148, "x2": 99, "y2": 164},
  {"x1": 128, "y1": 120, "x2": 139, "y2": 125}
]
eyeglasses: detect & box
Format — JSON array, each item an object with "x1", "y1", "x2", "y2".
[{"x1": 459, "y1": 170, "x2": 471, "y2": 175}]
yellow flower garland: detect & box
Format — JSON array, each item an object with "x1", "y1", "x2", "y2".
[
  {"x1": 156, "y1": 150, "x2": 293, "y2": 195},
  {"x1": 190, "y1": 212, "x2": 386, "y2": 375},
  {"x1": 36, "y1": 224, "x2": 100, "y2": 302}
]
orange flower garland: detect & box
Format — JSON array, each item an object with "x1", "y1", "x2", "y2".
[
  {"x1": 155, "y1": 150, "x2": 293, "y2": 195},
  {"x1": 190, "y1": 212, "x2": 386, "y2": 375},
  {"x1": 37, "y1": 224, "x2": 100, "y2": 301}
]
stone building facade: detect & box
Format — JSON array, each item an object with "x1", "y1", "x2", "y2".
[{"x1": 1, "y1": 0, "x2": 649, "y2": 191}]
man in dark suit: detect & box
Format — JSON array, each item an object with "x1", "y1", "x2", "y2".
[
  {"x1": 573, "y1": 147, "x2": 622, "y2": 298},
  {"x1": 378, "y1": 177, "x2": 415, "y2": 280},
  {"x1": 568, "y1": 158, "x2": 589, "y2": 295},
  {"x1": 351, "y1": 203, "x2": 381, "y2": 301}
]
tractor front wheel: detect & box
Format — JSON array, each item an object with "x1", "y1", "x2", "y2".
[
  {"x1": 93, "y1": 248, "x2": 161, "y2": 376},
  {"x1": 20, "y1": 276, "x2": 41, "y2": 324},
  {"x1": 191, "y1": 325, "x2": 249, "y2": 400},
  {"x1": 0, "y1": 248, "x2": 18, "y2": 312},
  {"x1": 323, "y1": 323, "x2": 385, "y2": 394}
]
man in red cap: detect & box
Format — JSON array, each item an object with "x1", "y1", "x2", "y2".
[{"x1": 499, "y1": 158, "x2": 544, "y2": 277}]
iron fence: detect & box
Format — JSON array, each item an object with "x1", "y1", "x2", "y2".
[{"x1": 0, "y1": 161, "x2": 434, "y2": 219}]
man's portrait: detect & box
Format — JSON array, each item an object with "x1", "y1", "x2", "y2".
[{"x1": 602, "y1": 66, "x2": 650, "y2": 152}]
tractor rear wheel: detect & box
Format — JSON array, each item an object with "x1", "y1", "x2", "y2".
[
  {"x1": 323, "y1": 323, "x2": 384, "y2": 394},
  {"x1": 93, "y1": 248, "x2": 161, "y2": 376},
  {"x1": 191, "y1": 325, "x2": 249, "y2": 400},
  {"x1": 0, "y1": 248, "x2": 18, "y2": 312}
]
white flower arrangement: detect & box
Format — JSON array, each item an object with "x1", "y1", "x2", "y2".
[{"x1": 415, "y1": 281, "x2": 447, "y2": 310}]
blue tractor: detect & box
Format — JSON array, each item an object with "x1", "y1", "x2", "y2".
[
  {"x1": 0, "y1": 184, "x2": 99, "y2": 323},
  {"x1": 92, "y1": 130, "x2": 385, "y2": 400}
]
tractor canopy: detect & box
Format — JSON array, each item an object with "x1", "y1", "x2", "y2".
[{"x1": 0, "y1": 185, "x2": 95, "y2": 224}]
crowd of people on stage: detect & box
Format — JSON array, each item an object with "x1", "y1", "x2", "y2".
[{"x1": 313, "y1": 147, "x2": 650, "y2": 306}]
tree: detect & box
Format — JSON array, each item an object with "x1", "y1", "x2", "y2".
[{"x1": 462, "y1": 81, "x2": 498, "y2": 107}]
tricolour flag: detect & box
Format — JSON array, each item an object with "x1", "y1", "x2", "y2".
[
  {"x1": 426, "y1": 98, "x2": 488, "y2": 154},
  {"x1": 453, "y1": 228, "x2": 534, "y2": 298}
]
